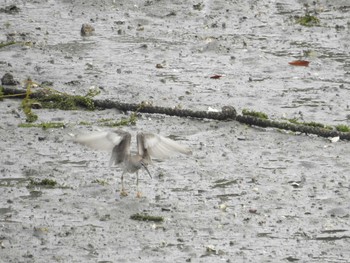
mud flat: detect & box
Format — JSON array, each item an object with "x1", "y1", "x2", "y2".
[{"x1": 1, "y1": 0, "x2": 350, "y2": 262}]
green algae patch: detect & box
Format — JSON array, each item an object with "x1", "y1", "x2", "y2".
[
  {"x1": 0, "y1": 41, "x2": 17, "y2": 49},
  {"x1": 22, "y1": 79, "x2": 38, "y2": 123},
  {"x1": 79, "y1": 113, "x2": 137, "y2": 128},
  {"x1": 91, "y1": 179, "x2": 110, "y2": 186},
  {"x1": 0, "y1": 86, "x2": 4, "y2": 101},
  {"x1": 79, "y1": 121, "x2": 92, "y2": 126},
  {"x1": 305, "y1": 122, "x2": 332, "y2": 130},
  {"x1": 98, "y1": 112, "x2": 137, "y2": 127},
  {"x1": 296, "y1": 14, "x2": 320, "y2": 27},
  {"x1": 212, "y1": 179, "x2": 239, "y2": 189},
  {"x1": 19, "y1": 122, "x2": 65, "y2": 130},
  {"x1": 28, "y1": 178, "x2": 57, "y2": 188},
  {"x1": 130, "y1": 213, "x2": 164, "y2": 222},
  {"x1": 242, "y1": 109, "x2": 268, "y2": 120},
  {"x1": 99, "y1": 117, "x2": 136, "y2": 127}
]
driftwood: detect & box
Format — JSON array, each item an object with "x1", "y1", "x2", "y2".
[{"x1": 2, "y1": 86, "x2": 350, "y2": 140}]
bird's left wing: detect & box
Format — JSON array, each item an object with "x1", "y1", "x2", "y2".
[{"x1": 138, "y1": 133, "x2": 192, "y2": 160}]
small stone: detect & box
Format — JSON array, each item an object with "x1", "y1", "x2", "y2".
[
  {"x1": 140, "y1": 44, "x2": 148, "y2": 49},
  {"x1": 248, "y1": 208, "x2": 257, "y2": 214},
  {"x1": 136, "y1": 25, "x2": 144, "y2": 31},
  {"x1": 291, "y1": 182, "x2": 300, "y2": 188},
  {"x1": 156, "y1": 63, "x2": 165, "y2": 69},
  {"x1": 1, "y1": 73, "x2": 19, "y2": 85},
  {"x1": 114, "y1": 20, "x2": 125, "y2": 25},
  {"x1": 166, "y1": 11, "x2": 176, "y2": 17},
  {"x1": 193, "y1": 3, "x2": 204, "y2": 11},
  {"x1": 219, "y1": 204, "x2": 227, "y2": 212},
  {"x1": 81, "y1": 23, "x2": 95, "y2": 36}
]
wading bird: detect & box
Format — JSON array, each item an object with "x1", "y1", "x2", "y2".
[{"x1": 73, "y1": 129, "x2": 192, "y2": 197}]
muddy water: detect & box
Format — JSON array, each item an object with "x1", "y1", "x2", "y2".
[{"x1": 1, "y1": 0, "x2": 350, "y2": 262}]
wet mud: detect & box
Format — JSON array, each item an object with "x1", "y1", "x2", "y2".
[{"x1": 1, "y1": 0, "x2": 350, "y2": 262}]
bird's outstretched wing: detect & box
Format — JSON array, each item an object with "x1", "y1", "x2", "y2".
[
  {"x1": 73, "y1": 130, "x2": 131, "y2": 166},
  {"x1": 137, "y1": 133, "x2": 192, "y2": 160}
]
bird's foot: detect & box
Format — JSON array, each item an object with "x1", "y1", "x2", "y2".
[
  {"x1": 120, "y1": 189, "x2": 128, "y2": 197},
  {"x1": 136, "y1": 191, "x2": 142, "y2": 198}
]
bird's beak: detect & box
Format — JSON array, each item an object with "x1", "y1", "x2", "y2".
[{"x1": 141, "y1": 163, "x2": 152, "y2": 179}]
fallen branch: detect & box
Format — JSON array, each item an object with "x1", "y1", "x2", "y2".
[
  {"x1": 2, "y1": 85, "x2": 350, "y2": 140},
  {"x1": 94, "y1": 99, "x2": 236, "y2": 120}
]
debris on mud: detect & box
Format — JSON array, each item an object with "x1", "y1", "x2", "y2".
[
  {"x1": 0, "y1": 5, "x2": 20, "y2": 14},
  {"x1": 130, "y1": 213, "x2": 164, "y2": 222},
  {"x1": 1, "y1": 73, "x2": 19, "y2": 85}
]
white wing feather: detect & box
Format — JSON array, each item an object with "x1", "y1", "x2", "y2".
[
  {"x1": 73, "y1": 131, "x2": 123, "y2": 152},
  {"x1": 143, "y1": 134, "x2": 192, "y2": 159}
]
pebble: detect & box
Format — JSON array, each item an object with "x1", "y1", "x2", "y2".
[{"x1": 81, "y1": 23, "x2": 95, "y2": 36}]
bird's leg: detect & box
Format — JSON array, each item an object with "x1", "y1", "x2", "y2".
[
  {"x1": 136, "y1": 171, "x2": 142, "y2": 198},
  {"x1": 120, "y1": 172, "x2": 128, "y2": 197}
]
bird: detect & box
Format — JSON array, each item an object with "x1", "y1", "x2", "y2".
[{"x1": 72, "y1": 129, "x2": 192, "y2": 197}]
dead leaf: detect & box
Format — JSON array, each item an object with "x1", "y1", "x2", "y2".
[
  {"x1": 210, "y1": 74, "x2": 222, "y2": 79},
  {"x1": 288, "y1": 60, "x2": 310, "y2": 67}
]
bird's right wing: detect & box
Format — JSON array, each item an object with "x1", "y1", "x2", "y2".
[
  {"x1": 138, "y1": 133, "x2": 192, "y2": 160},
  {"x1": 73, "y1": 130, "x2": 131, "y2": 166}
]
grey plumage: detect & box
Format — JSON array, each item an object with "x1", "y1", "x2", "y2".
[{"x1": 73, "y1": 129, "x2": 192, "y2": 197}]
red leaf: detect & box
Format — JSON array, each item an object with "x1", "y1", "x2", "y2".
[
  {"x1": 210, "y1": 74, "x2": 222, "y2": 79},
  {"x1": 288, "y1": 60, "x2": 310, "y2": 67}
]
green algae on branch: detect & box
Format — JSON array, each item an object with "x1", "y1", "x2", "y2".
[
  {"x1": 37, "y1": 93, "x2": 95, "y2": 110},
  {"x1": 19, "y1": 122, "x2": 65, "y2": 130},
  {"x1": 19, "y1": 82, "x2": 97, "y2": 111},
  {"x1": 97, "y1": 101, "x2": 144, "y2": 127},
  {"x1": 288, "y1": 118, "x2": 333, "y2": 130},
  {"x1": 242, "y1": 109, "x2": 268, "y2": 120},
  {"x1": 79, "y1": 112, "x2": 138, "y2": 127},
  {"x1": 130, "y1": 213, "x2": 164, "y2": 222},
  {"x1": 296, "y1": 14, "x2": 320, "y2": 27},
  {"x1": 336, "y1": 124, "x2": 350, "y2": 133}
]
